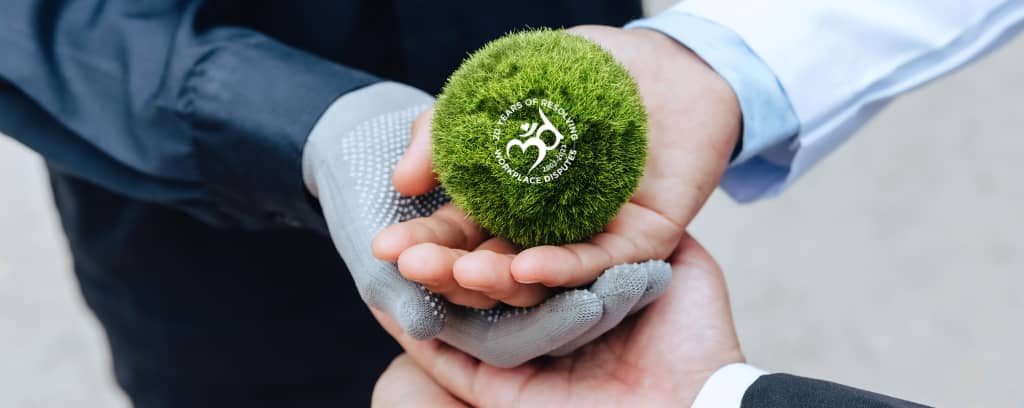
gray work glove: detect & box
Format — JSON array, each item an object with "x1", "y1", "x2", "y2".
[{"x1": 302, "y1": 82, "x2": 671, "y2": 368}]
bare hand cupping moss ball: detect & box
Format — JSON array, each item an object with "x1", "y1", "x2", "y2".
[{"x1": 432, "y1": 29, "x2": 647, "y2": 247}]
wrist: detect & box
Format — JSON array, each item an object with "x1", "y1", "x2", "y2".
[
  {"x1": 630, "y1": 27, "x2": 742, "y2": 166},
  {"x1": 625, "y1": 11, "x2": 801, "y2": 178}
]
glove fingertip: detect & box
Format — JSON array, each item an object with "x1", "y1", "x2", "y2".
[
  {"x1": 396, "y1": 287, "x2": 448, "y2": 340},
  {"x1": 629, "y1": 260, "x2": 673, "y2": 314},
  {"x1": 548, "y1": 263, "x2": 652, "y2": 357},
  {"x1": 486, "y1": 290, "x2": 603, "y2": 368},
  {"x1": 541, "y1": 289, "x2": 604, "y2": 327},
  {"x1": 588, "y1": 263, "x2": 648, "y2": 301}
]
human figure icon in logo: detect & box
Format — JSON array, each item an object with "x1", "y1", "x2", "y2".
[{"x1": 505, "y1": 108, "x2": 564, "y2": 173}]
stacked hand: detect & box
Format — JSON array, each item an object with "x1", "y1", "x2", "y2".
[
  {"x1": 376, "y1": 25, "x2": 741, "y2": 311},
  {"x1": 363, "y1": 24, "x2": 744, "y2": 405},
  {"x1": 373, "y1": 235, "x2": 745, "y2": 407},
  {"x1": 303, "y1": 82, "x2": 670, "y2": 368},
  {"x1": 306, "y1": 24, "x2": 740, "y2": 369}
]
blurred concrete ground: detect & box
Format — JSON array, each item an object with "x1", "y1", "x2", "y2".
[
  {"x1": 689, "y1": 31, "x2": 1024, "y2": 408},
  {"x1": 2, "y1": 3, "x2": 1023, "y2": 407}
]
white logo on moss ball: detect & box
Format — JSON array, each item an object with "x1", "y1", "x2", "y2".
[{"x1": 492, "y1": 98, "x2": 578, "y2": 184}]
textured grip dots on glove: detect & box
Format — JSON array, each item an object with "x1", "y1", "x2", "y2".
[
  {"x1": 306, "y1": 82, "x2": 674, "y2": 368},
  {"x1": 340, "y1": 107, "x2": 448, "y2": 233},
  {"x1": 439, "y1": 289, "x2": 604, "y2": 368}
]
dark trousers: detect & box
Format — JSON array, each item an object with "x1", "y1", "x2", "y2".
[{"x1": 49, "y1": 168, "x2": 399, "y2": 406}]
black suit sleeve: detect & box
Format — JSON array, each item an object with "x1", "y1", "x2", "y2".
[
  {"x1": 0, "y1": 0, "x2": 379, "y2": 230},
  {"x1": 741, "y1": 374, "x2": 931, "y2": 408}
]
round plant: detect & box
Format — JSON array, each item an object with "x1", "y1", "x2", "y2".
[{"x1": 432, "y1": 29, "x2": 647, "y2": 247}]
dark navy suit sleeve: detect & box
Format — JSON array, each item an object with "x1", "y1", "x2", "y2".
[
  {"x1": 742, "y1": 374, "x2": 932, "y2": 408},
  {"x1": 0, "y1": 0, "x2": 378, "y2": 230}
]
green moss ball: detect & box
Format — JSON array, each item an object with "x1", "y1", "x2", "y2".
[{"x1": 432, "y1": 29, "x2": 647, "y2": 247}]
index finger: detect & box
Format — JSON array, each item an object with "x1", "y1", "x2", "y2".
[
  {"x1": 509, "y1": 202, "x2": 682, "y2": 287},
  {"x1": 372, "y1": 203, "x2": 488, "y2": 262}
]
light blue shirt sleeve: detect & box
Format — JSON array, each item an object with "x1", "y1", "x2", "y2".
[{"x1": 625, "y1": 11, "x2": 801, "y2": 203}]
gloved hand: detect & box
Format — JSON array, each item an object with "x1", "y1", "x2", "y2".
[{"x1": 302, "y1": 82, "x2": 671, "y2": 367}]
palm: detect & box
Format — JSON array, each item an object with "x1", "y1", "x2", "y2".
[
  {"x1": 568, "y1": 25, "x2": 740, "y2": 258},
  {"x1": 387, "y1": 25, "x2": 740, "y2": 288},
  {"x1": 498, "y1": 26, "x2": 741, "y2": 281},
  {"x1": 376, "y1": 236, "x2": 745, "y2": 407}
]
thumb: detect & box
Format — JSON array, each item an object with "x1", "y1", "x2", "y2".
[{"x1": 393, "y1": 106, "x2": 440, "y2": 196}]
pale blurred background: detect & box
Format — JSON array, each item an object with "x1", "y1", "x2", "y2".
[{"x1": 2, "y1": 1, "x2": 1023, "y2": 406}]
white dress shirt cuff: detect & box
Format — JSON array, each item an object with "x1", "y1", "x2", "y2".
[
  {"x1": 624, "y1": 11, "x2": 800, "y2": 165},
  {"x1": 691, "y1": 363, "x2": 768, "y2": 408},
  {"x1": 624, "y1": 11, "x2": 800, "y2": 203},
  {"x1": 668, "y1": 0, "x2": 1024, "y2": 202}
]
